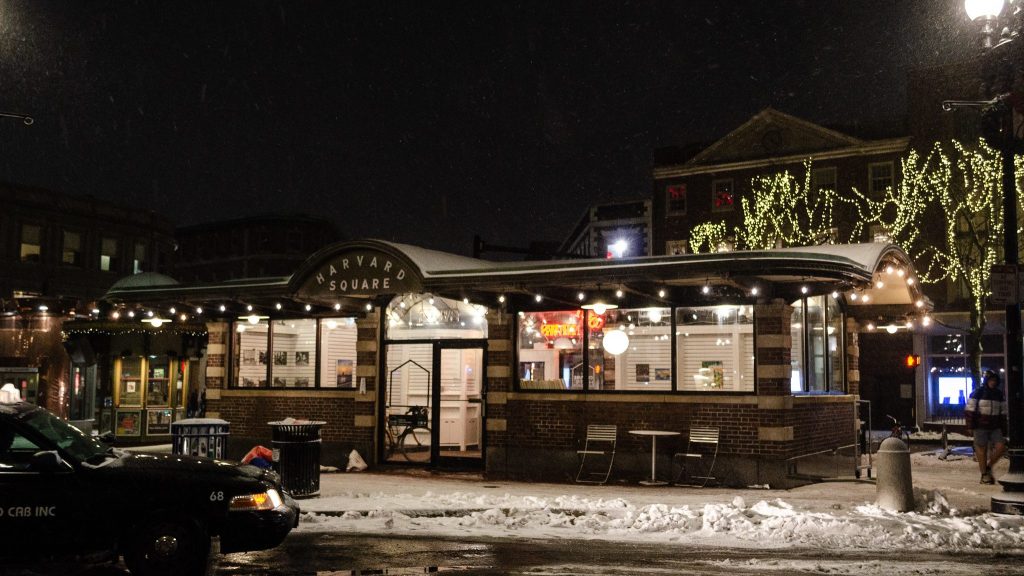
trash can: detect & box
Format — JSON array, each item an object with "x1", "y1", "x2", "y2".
[
  {"x1": 268, "y1": 420, "x2": 326, "y2": 498},
  {"x1": 171, "y1": 418, "x2": 230, "y2": 460}
]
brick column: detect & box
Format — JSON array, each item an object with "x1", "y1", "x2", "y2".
[
  {"x1": 485, "y1": 310, "x2": 513, "y2": 477},
  {"x1": 845, "y1": 317, "x2": 860, "y2": 397},
  {"x1": 203, "y1": 321, "x2": 228, "y2": 418},
  {"x1": 755, "y1": 299, "x2": 795, "y2": 451},
  {"x1": 354, "y1": 309, "x2": 379, "y2": 433}
]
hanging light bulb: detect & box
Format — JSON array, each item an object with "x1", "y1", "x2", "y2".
[
  {"x1": 498, "y1": 295, "x2": 506, "y2": 303},
  {"x1": 647, "y1": 308, "x2": 663, "y2": 323},
  {"x1": 886, "y1": 324, "x2": 898, "y2": 334},
  {"x1": 615, "y1": 289, "x2": 624, "y2": 298},
  {"x1": 658, "y1": 289, "x2": 666, "y2": 298},
  {"x1": 248, "y1": 314, "x2": 260, "y2": 325}
]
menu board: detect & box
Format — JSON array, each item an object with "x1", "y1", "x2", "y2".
[{"x1": 116, "y1": 410, "x2": 141, "y2": 436}]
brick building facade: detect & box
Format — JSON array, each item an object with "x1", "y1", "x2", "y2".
[{"x1": 96, "y1": 239, "x2": 923, "y2": 487}]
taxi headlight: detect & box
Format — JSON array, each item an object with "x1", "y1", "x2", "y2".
[{"x1": 229, "y1": 489, "x2": 283, "y2": 512}]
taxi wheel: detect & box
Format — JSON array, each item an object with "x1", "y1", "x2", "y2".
[{"x1": 124, "y1": 517, "x2": 211, "y2": 576}]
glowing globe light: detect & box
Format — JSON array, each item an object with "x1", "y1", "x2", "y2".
[{"x1": 603, "y1": 329, "x2": 630, "y2": 355}]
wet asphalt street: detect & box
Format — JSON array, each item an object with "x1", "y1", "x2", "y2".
[
  {"x1": 11, "y1": 532, "x2": 1022, "y2": 576},
  {"x1": 210, "y1": 532, "x2": 1022, "y2": 576}
]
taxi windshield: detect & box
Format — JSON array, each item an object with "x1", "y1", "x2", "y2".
[{"x1": 22, "y1": 408, "x2": 108, "y2": 463}]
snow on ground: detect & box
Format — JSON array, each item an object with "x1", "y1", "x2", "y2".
[{"x1": 297, "y1": 486, "x2": 1024, "y2": 552}]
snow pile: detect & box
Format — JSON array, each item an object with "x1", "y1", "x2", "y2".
[{"x1": 298, "y1": 488, "x2": 1024, "y2": 551}]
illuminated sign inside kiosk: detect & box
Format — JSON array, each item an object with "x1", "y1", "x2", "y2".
[{"x1": 296, "y1": 249, "x2": 421, "y2": 299}]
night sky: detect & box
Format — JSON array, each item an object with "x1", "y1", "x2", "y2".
[{"x1": 0, "y1": 1, "x2": 972, "y2": 255}]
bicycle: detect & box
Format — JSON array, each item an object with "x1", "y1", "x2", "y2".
[
  {"x1": 886, "y1": 414, "x2": 915, "y2": 446},
  {"x1": 385, "y1": 405, "x2": 431, "y2": 462}
]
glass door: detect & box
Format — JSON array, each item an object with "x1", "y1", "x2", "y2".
[
  {"x1": 434, "y1": 341, "x2": 486, "y2": 468},
  {"x1": 383, "y1": 342, "x2": 433, "y2": 464}
]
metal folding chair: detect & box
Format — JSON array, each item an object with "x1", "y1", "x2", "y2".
[
  {"x1": 672, "y1": 426, "x2": 719, "y2": 487},
  {"x1": 575, "y1": 424, "x2": 617, "y2": 484}
]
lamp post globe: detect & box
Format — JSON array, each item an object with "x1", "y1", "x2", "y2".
[{"x1": 965, "y1": 0, "x2": 1005, "y2": 21}]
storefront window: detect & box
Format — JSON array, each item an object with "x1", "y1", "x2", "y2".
[
  {"x1": 791, "y1": 302, "x2": 804, "y2": 393},
  {"x1": 270, "y1": 319, "x2": 317, "y2": 388},
  {"x1": 517, "y1": 310, "x2": 585, "y2": 390},
  {"x1": 235, "y1": 318, "x2": 270, "y2": 388},
  {"x1": 806, "y1": 296, "x2": 827, "y2": 393},
  {"x1": 386, "y1": 293, "x2": 488, "y2": 340},
  {"x1": 146, "y1": 355, "x2": 171, "y2": 406},
  {"x1": 926, "y1": 333, "x2": 1005, "y2": 423},
  {"x1": 676, "y1": 305, "x2": 754, "y2": 392},
  {"x1": 828, "y1": 297, "x2": 844, "y2": 391},
  {"x1": 319, "y1": 317, "x2": 358, "y2": 388},
  {"x1": 231, "y1": 317, "x2": 357, "y2": 389},
  {"x1": 119, "y1": 357, "x2": 142, "y2": 406},
  {"x1": 596, "y1": 308, "x2": 671, "y2": 391},
  {"x1": 791, "y1": 295, "x2": 845, "y2": 394}
]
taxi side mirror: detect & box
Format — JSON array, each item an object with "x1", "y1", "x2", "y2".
[{"x1": 30, "y1": 450, "x2": 70, "y2": 474}]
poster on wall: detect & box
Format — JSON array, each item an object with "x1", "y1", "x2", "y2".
[
  {"x1": 242, "y1": 349, "x2": 256, "y2": 366},
  {"x1": 258, "y1": 351, "x2": 268, "y2": 365},
  {"x1": 635, "y1": 363, "x2": 650, "y2": 382},
  {"x1": 336, "y1": 359, "x2": 353, "y2": 387},
  {"x1": 116, "y1": 411, "x2": 141, "y2": 436},
  {"x1": 273, "y1": 377, "x2": 287, "y2": 387},
  {"x1": 147, "y1": 409, "x2": 172, "y2": 435},
  {"x1": 294, "y1": 377, "x2": 310, "y2": 388},
  {"x1": 295, "y1": 351, "x2": 310, "y2": 366},
  {"x1": 701, "y1": 361, "x2": 724, "y2": 388},
  {"x1": 274, "y1": 351, "x2": 288, "y2": 366},
  {"x1": 654, "y1": 368, "x2": 671, "y2": 381}
]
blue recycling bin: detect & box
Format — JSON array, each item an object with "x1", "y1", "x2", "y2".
[{"x1": 171, "y1": 418, "x2": 230, "y2": 460}]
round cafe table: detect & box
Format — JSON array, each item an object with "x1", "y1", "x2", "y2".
[{"x1": 628, "y1": 430, "x2": 680, "y2": 486}]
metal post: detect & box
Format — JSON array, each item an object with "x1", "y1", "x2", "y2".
[{"x1": 994, "y1": 103, "x2": 1024, "y2": 512}]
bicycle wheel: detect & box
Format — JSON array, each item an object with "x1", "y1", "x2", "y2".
[{"x1": 400, "y1": 426, "x2": 431, "y2": 462}]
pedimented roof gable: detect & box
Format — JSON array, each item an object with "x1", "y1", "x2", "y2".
[{"x1": 685, "y1": 108, "x2": 864, "y2": 167}]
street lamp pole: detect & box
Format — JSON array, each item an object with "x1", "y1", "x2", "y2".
[{"x1": 959, "y1": 0, "x2": 1024, "y2": 514}]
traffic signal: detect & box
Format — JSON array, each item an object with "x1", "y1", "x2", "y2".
[{"x1": 904, "y1": 354, "x2": 921, "y2": 368}]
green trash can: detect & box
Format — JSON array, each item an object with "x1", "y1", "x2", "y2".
[{"x1": 268, "y1": 420, "x2": 325, "y2": 497}]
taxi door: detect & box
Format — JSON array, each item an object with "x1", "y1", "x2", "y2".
[{"x1": 0, "y1": 425, "x2": 77, "y2": 560}]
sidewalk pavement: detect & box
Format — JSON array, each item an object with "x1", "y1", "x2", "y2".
[{"x1": 302, "y1": 447, "x2": 1007, "y2": 517}]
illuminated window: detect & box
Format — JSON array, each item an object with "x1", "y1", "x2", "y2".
[
  {"x1": 133, "y1": 241, "x2": 148, "y2": 274},
  {"x1": 62, "y1": 231, "x2": 82, "y2": 266},
  {"x1": 868, "y1": 162, "x2": 894, "y2": 195},
  {"x1": 676, "y1": 305, "x2": 754, "y2": 392},
  {"x1": 791, "y1": 294, "x2": 845, "y2": 394},
  {"x1": 666, "y1": 240, "x2": 687, "y2": 255},
  {"x1": 712, "y1": 179, "x2": 734, "y2": 212},
  {"x1": 517, "y1": 310, "x2": 585, "y2": 390},
  {"x1": 870, "y1": 224, "x2": 891, "y2": 243},
  {"x1": 666, "y1": 184, "x2": 687, "y2": 215},
  {"x1": 100, "y1": 237, "x2": 119, "y2": 272},
  {"x1": 811, "y1": 167, "x2": 837, "y2": 195},
  {"x1": 20, "y1": 224, "x2": 41, "y2": 263},
  {"x1": 231, "y1": 317, "x2": 357, "y2": 389},
  {"x1": 595, "y1": 308, "x2": 672, "y2": 391}
]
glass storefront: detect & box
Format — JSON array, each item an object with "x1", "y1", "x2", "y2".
[
  {"x1": 231, "y1": 317, "x2": 358, "y2": 389},
  {"x1": 925, "y1": 332, "x2": 1005, "y2": 423},
  {"x1": 790, "y1": 295, "x2": 845, "y2": 394},
  {"x1": 111, "y1": 355, "x2": 188, "y2": 439},
  {"x1": 516, "y1": 304, "x2": 757, "y2": 392}
]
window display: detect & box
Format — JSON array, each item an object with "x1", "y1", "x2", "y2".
[
  {"x1": 597, "y1": 308, "x2": 672, "y2": 391},
  {"x1": 518, "y1": 310, "x2": 585, "y2": 390},
  {"x1": 119, "y1": 358, "x2": 142, "y2": 406},
  {"x1": 675, "y1": 305, "x2": 754, "y2": 392},
  {"x1": 230, "y1": 317, "x2": 358, "y2": 389}
]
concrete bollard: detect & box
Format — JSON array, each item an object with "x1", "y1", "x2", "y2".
[{"x1": 876, "y1": 437, "x2": 914, "y2": 512}]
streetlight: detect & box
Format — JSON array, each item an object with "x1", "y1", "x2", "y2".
[{"x1": 953, "y1": 0, "x2": 1024, "y2": 515}]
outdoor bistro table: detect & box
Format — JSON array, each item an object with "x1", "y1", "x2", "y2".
[{"x1": 629, "y1": 430, "x2": 680, "y2": 486}]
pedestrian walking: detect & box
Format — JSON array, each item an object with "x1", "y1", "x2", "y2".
[{"x1": 965, "y1": 370, "x2": 1008, "y2": 484}]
